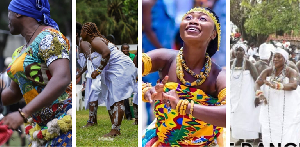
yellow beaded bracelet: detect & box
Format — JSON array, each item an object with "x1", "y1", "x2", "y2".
[
  {"x1": 189, "y1": 100, "x2": 194, "y2": 119},
  {"x1": 180, "y1": 100, "x2": 189, "y2": 115},
  {"x1": 142, "y1": 83, "x2": 152, "y2": 102},
  {"x1": 176, "y1": 100, "x2": 183, "y2": 114},
  {"x1": 217, "y1": 88, "x2": 226, "y2": 101},
  {"x1": 142, "y1": 53, "x2": 152, "y2": 76}
]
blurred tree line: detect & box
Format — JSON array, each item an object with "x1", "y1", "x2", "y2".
[
  {"x1": 0, "y1": 0, "x2": 71, "y2": 71},
  {"x1": 76, "y1": 0, "x2": 138, "y2": 45},
  {"x1": 230, "y1": 0, "x2": 300, "y2": 45}
]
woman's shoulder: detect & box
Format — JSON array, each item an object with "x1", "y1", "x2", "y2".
[
  {"x1": 286, "y1": 66, "x2": 298, "y2": 76},
  {"x1": 37, "y1": 28, "x2": 70, "y2": 50}
]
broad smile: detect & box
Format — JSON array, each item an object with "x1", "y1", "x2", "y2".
[{"x1": 185, "y1": 26, "x2": 201, "y2": 33}]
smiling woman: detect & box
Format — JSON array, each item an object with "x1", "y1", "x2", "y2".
[{"x1": 142, "y1": 7, "x2": 226, "y2": 146}]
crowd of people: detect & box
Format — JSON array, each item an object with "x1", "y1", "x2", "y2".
[
  {"x1": 76, "y1": 22, "x2": 138, "y2": 137},
  {"x1": 230, "y1": 38, "x2": 300, "y2": 145}
]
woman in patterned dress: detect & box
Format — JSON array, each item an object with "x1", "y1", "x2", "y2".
[
  {"x1": 1, "y1": 0, "x2": 72, "y2": 146},
  {"x1": 142, "y1": 7, "x2": 226, "y2": 146}
]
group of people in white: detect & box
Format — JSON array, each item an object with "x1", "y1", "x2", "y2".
[{"x1": 230, "y1": 40, "x2": 300, "y2": 146}]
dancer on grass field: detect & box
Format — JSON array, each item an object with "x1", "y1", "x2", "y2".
[
  {"x1": 77, "y1": 22, "x2": 104, "y2": 128},
  {"x1": 80, "y1": 22, "x2": 136, "y2": 137}
]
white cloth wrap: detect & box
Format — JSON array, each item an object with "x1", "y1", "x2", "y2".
[
  {"x1": 259, "y1": 77, "x2": 300, "y2": 146},
  {"x1": 230, "y1": 70, "x2": 260, "y2": 139}
]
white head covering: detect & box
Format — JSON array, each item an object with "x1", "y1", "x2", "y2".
[
  {"x1": 272, "y1": 47, "x2": 289, "y2": 62},
  {"x1": 259, "y1": 43, "x2": 274, "y2": 60},
  {"x1": 232, "y1": 43, "x2": 247, "y2": 52}
]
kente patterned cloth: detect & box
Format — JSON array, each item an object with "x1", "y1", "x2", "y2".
[
  {"x1": 143, "y1": 82, "x2": 224, "y2": 146},
  {"x1": 7, "y1": 28, "x2": 72, "y2": 146}
]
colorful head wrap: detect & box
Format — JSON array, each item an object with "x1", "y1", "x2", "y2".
[
  {"x1": 183, "y1": 7, "x2": 221, "y2": 52},
  {"x1": 8, "y1": 0, "x2": 59, "y2": 31}
]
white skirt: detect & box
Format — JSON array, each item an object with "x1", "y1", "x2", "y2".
[
  {"x1": 259, "y1": 77, "x2": 300, "y2": 146},
  {"x1": 99, "y1": 48, "x2": 136, "y2": 110},
  {"x1": 230, "y1": 70, "x2": 260, "y2": 139}
]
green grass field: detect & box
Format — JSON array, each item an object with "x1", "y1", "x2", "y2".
[{"x1": 76, "y1": 106, "x2": 138, "y2": 147}]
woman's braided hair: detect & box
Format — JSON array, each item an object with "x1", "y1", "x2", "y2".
[{"x1": 82, "y1": 22, "x2": 118, "y2": 48}]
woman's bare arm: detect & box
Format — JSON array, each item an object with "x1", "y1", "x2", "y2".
[
  {"x1": 254, "y1": 68, "x2": 270, "y2": 91},
  {"x1": 282, "y1": 67, "x2": 298, "y2": 91},
  {"x1": 247, "y1": 60, "x2": 259, "y2": 81},
  {"x1": 1, "y1": 80, "x2": 23, "y2": 106},
  {"x1": 142, "y1": 49, "x2": 177, "y2": 75}
]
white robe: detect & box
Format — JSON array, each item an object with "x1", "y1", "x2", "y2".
[
  {"x1": 230, "y1": 70, "x2": 260, "y2": 139},
  {"x1": 259, "y1": 77, "x2": 300, "y2": 146}
]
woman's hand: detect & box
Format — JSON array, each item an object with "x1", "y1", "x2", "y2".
[
  {"x1": 254, "y1": 98, "x2": 260, "y2": 107},
  {"x1": 265, "y1": 80, "x2": 275, "y2": 89},
  {"x1": 255, "y1": 94, "x2": 267, "y2": 107},
  {"x1": 91, "y1": 70, "x2": 99, "y2": 79},
  {"x1": 2, "y1": 111, "x2": 25, "y2": 130},
  {"x1": 144, "y1": 76, "x2": 169, "y2": 103},
  {"x1": 164, "y1": 90, "x2": 180, "y2": 110}
]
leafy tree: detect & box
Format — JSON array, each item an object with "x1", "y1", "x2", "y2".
[
  {"x1": 76, "y1": 0, "x2": 138, "y2": 44},
  {"x1": 231, "y1": 0, "x2": 300, "y2": 45}
]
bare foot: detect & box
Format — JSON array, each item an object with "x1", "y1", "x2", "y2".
[
  {"x1": 103, "y1": 129, "x2": 121, "y2": 137},
  {"x1": 82, "y1": 122, "x2": 96, "y2": 128},
  {"x1": 133, "y1": 119, "x2": 138, "y2": 125}
]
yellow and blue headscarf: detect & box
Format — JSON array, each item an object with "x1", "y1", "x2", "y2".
[{"x1": 8, "y1": 0, "x2": 59, "y2": 31}]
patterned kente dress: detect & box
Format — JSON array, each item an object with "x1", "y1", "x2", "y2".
[
  {"x1": 7, "y1": 28, "x2": 72, "y2": 146},
  {"x1": 142, "y1": 82, "x2": 225, "y2": 146}
]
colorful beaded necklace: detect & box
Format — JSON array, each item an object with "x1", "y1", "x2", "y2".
[{"x1": 176, "y1": 48, "x2": 211, "y2": 86}]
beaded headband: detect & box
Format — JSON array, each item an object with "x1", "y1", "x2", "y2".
[{"x1": 182, "y1": 7, "x2": 221, "y2": 51}]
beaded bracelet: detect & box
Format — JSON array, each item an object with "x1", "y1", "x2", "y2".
[
  {"x1": 96, "y1": 69, "x2": 102, "y2": 74},
  {"x1": 176, "y1": 100, "x2": 183, "y2": 113},
  {"x1": 101, "y1": 57, "x2": 108, "y2": 62},
  {"x1": 180, "y1": 100, "x2": 189, "y2": 115},
  {"x1": 275, "y1": 82, "x2": 284, "y2": 90},
  {"x1": 255, "y1": 90, "x2": 263, "y2": 97},
  {"x1": 189, "y1": 100, "x2": 194, "y2": 119},
  {"x1": 142, "y1": 53, "x2": 152, "y2": 76},
  {"x1": 142, "y1": 83, "x2": 152, "y2": 102},
  {"x1": 217, "y1": 88, "x2": 226, "y2": 100},
  {"x1": 182, "y1": 100, "x2": 189, "y2": 115}
]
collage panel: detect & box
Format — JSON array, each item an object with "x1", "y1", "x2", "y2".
[
  {"x1": 230, "y1": 0, "x2": 300, "y2": 146},
  {"x1": 141, "y1": 0, "x2": 226, "y2": 146},
  {"x1": 75, "y1": 0, "x2": 138, "y2": 146},
  {"x1": 0, "y1": 0, "x2": 73, "y2": 146}
]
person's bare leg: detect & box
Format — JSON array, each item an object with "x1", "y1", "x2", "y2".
[
  {"x1": 82, "y1": 101, "x2": 98, "y2": 128},
  {"x1": 133, "y1": 103, "x2": 138, "y2": 125},
  {"x1": 103, "y1": 100, "x2": 125, "y2": 137}
]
